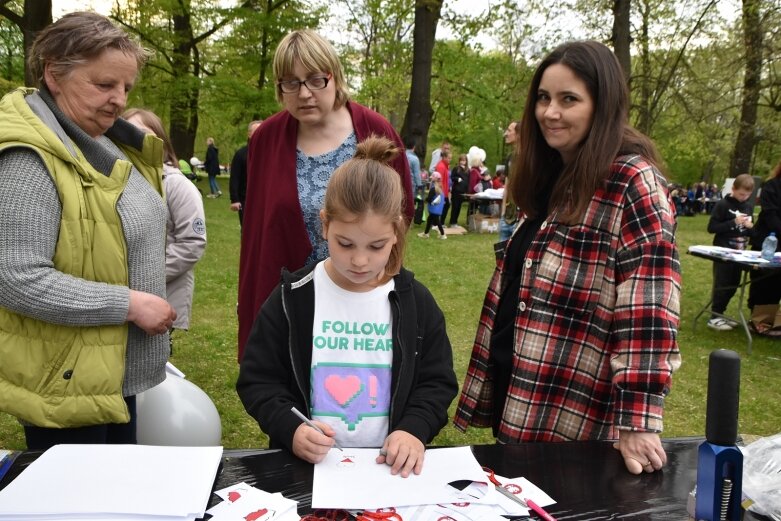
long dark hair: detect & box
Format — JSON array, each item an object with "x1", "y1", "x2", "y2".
[{"x1": 508, "y1": 40, "x2": 663, "y2": 223}]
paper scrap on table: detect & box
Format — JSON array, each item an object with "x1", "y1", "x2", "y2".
[
  {"x1": 207, "y1": 481, "x2": 298, "y2": 521},
  {"x1": 311, "y1": 446, "x2": 487, "y2": 509}
]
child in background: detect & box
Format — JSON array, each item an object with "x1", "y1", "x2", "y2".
[
  {"x1": 418, "y1": 172, "x2": 447, "y2": 239},
  {"x1": 492, "y1": 168, "x2": 506, "y2": 189},
  {"x1": 706, "y1": 174, "x2": 755, "y2": 331},
  {"x1": 237, "y1": 136, "x2": 457, "y2": 478},
  {"x1": 123, "y1": 108, "x2": 207, "y2": 340},
  {"x1": 475, "y1": 170, "x2": 493, "y2": 193},
  {"x1": 448, "y1": 153, "x2": 470, "y2": 227}
]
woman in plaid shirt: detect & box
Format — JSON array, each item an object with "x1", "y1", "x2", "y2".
[{"x1": 454, "y1": 41, "x2": 681, "y2": 475}]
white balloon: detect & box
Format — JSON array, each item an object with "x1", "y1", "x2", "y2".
[{"x1": 136, "y1": 374, "x2": 222, "y2": 446}]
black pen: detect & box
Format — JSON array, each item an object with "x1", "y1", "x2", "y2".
[{"x1": 290, "y1": 406, "x2": 343, "y2": 451}]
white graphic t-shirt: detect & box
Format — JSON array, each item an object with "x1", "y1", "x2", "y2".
[{"x1": 311, "y1": 261, "x2": 394, "y2": 448}]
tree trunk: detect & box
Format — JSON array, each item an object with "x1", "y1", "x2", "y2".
[
  {"x1": 729, "y1": 0, "x2": 763, "y2": 178},
  {"x1": 611, "y1": 0, "x2": 631, "y2": 89},
  {"x1": 22, "y1": 0, "x2": 50, "y2": 86},
  {"x1": 169, "y1": 8, "x2": 199, "y2": 162},
  {"x1": 0, "y1": 0, "x2": 52, "y2": 86},
  {"x1": 636, "y1": 1, "x2": 651, "y2": 133},
  {"x1": 256, "y1": 0, "x2": 290, "y2": 93},
  {"x1": 400, "y1": 0, "x2": 442, "y2": 160}
]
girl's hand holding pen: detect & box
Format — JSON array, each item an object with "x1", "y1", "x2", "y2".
[
  {"x1": 292, "y1": 420, "x2": 337, "y2": 463},
  {"x1": 376, "y1": 430, "x2": 425, "y2": 478}
]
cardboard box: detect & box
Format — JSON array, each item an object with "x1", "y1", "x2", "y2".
[{"x1": 468, "y1": 214, "x2": 499, "y2": 233}]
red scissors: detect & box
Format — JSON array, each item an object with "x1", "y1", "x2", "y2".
[
  {"x1": 301, "y1": 510, "x2": 353, "y2": 521},
  {"x1": 301, "y1": 510, "x2": 402, "y2": 521},
  {"x1": 355, "y1": 508, "x2": 402, "y2": 521},
  {"x1": 482, "y1": 466, "x2": 557, "y2": 521}
]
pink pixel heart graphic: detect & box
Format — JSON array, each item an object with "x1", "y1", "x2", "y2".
[{"x1": 325, "y1": 375, "x2": 363, "y2": 407}]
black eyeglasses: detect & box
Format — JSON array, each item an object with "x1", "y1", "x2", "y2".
[{"x1": 277, "y1": 74, "x2": 331, "y2": 94}]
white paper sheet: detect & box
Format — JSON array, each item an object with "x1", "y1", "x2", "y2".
[
  {"x1": 0, "y1": 444, "x2": 222, "y2": 520},
  {"x1": 311, "y1": 446, "x2": 487, "y2": 509},
  {"x1": 689, "y1": 245, "x2": 769, "y2": 263}
]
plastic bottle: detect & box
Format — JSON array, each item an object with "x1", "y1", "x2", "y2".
[{"x1": 761, "y1": 232, "x2": 778, "y2": 261}]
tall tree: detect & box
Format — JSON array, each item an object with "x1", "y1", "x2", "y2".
[
  {"x1": 400, "y1": 0, "x2": 442, "y2": 159},
  {"x1": 632, "y1": 0, "x2": 719, "y2": 134},
  {"x1": 197, "y1": 0, "x2": 321, "y2": 156},
  {"x1": 729, "y1": 0, "x2": 763, "y2": 178},
  {"x1": 428, "y1": 40, "x2": 530, "y2": 165},
  {"x1": 611, "y1": 0, "x2": 631, "y2": 85},
  {"x1": 337, "y1": 0, "x2": 414, "y2": 126},
  {"x1": 113, "y1": 0, "x2": 256, "y2": 161},
  {"x1": 0, "y1": 0, "x2": 51, "y2": 86},
  {"x1": 115, "y1": 0, "x2": 317, "y2": 160},
  {"x1": 113, "y1": 1, "x2": 203, "y2": 160}
]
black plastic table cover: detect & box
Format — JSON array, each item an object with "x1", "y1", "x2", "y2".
[{"x1": 0, "y1": 438, "x2": 703, "y2": 519}]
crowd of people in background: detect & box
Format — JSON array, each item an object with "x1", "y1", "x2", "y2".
[{"x1": 669, "y1": 181, "x2": 723, "y2": 216}]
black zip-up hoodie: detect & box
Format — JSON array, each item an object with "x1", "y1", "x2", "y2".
[
  {"x1": 707, "y1": 193, "x2": 754, "y2": 248},
  {"x1": 237, "y1": 263, "x2": 458, "y2": 452}
]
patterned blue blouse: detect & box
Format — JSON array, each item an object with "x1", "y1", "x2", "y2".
[{"x1": 296, "y1": 132, "x2": 357, "y2": 264}]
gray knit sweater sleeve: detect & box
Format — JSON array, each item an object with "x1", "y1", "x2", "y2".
[{"x1": 0, "y1": 148, "x2": 130, "y2": 325}]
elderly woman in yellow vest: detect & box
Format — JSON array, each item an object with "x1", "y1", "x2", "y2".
[{"x1": 0, "y1": 12, "x2": 176, "y2": 450}]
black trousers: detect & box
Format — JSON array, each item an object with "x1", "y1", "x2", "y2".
[
  {"x1": 711, "y1": 262, "x2": 743, "y2": 316},
  {"x1": 424, "y1": 214, "x2": 445, "y2": 236},
  {"x1": 748, "y1": 268, "x2": 781, "y2": 309},
  {"x1": 441, "y1": 199, "x2": 451, "y2": 225},
  {"x1": 449, "y1": 193, "x2": 465, "y2": 226},
  {"x1": 24, "y1": 395, "x2": 138, "y2": 451}
]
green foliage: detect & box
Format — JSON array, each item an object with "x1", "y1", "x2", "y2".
[
  {"x1": 426, "y1": 40, "x2": 530, "y2": 169},
  {"x1": 333, "y1": 0, "x2": 534, "y2": 168},
  {"x1": 2, "y1": 197, "x2": 780, "y2": 450},
  {"x1": 196, "y1": 1, "x2": 324, "y2": 154},
  {"x1": 114, "y1": 0, "x2": 323, "y2": 161},
  {"x1": 0, "y1": 12, "x2": 24, "y2": 84},
  {"x1": 334, "y1": 0, "x2": 415, "y2": 126},
  {"x1": 0, "y1": 77, "x2": 20, "y2": 96}
]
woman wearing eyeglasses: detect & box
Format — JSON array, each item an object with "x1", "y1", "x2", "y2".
[{"x1": 237, "y1": 29, "x2": 413, "y2": 362}]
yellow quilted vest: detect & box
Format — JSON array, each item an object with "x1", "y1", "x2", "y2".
[{"x1": 0, "y1": 88, "x2": 164, "y2": 428}]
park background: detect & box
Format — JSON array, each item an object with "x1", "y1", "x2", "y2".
[{"x1": 0, "y1": 0, "x2": 780, "y2": 447}]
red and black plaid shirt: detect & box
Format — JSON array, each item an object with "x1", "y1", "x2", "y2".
[{"x1": 454, "y1": 155, "x2": 681, "y2": 442}]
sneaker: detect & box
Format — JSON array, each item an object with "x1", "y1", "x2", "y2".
[
  {"x1": 724, "y1": 318, "x2": 740, "y2": 328},
  {"x1": 206, "y1": 193, "x2": 217, "y2": 199},
  {"x1": 417, "y1": 232, "x2": 429, "y2": 238},
  {"x1": 439, "y1": 234, "x2": 447, "y2": 240},
  {"x1": 707, "y1": 318, "x2": 733, "y2": 331}
]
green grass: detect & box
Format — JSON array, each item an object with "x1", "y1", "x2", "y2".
[{"x1": 1, "y1": 192, "x2": 779, "y2": 449}]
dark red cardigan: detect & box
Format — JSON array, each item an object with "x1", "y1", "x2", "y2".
[{"x1": 237, "y1": 101, "x2": 413, "y2": 360}]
